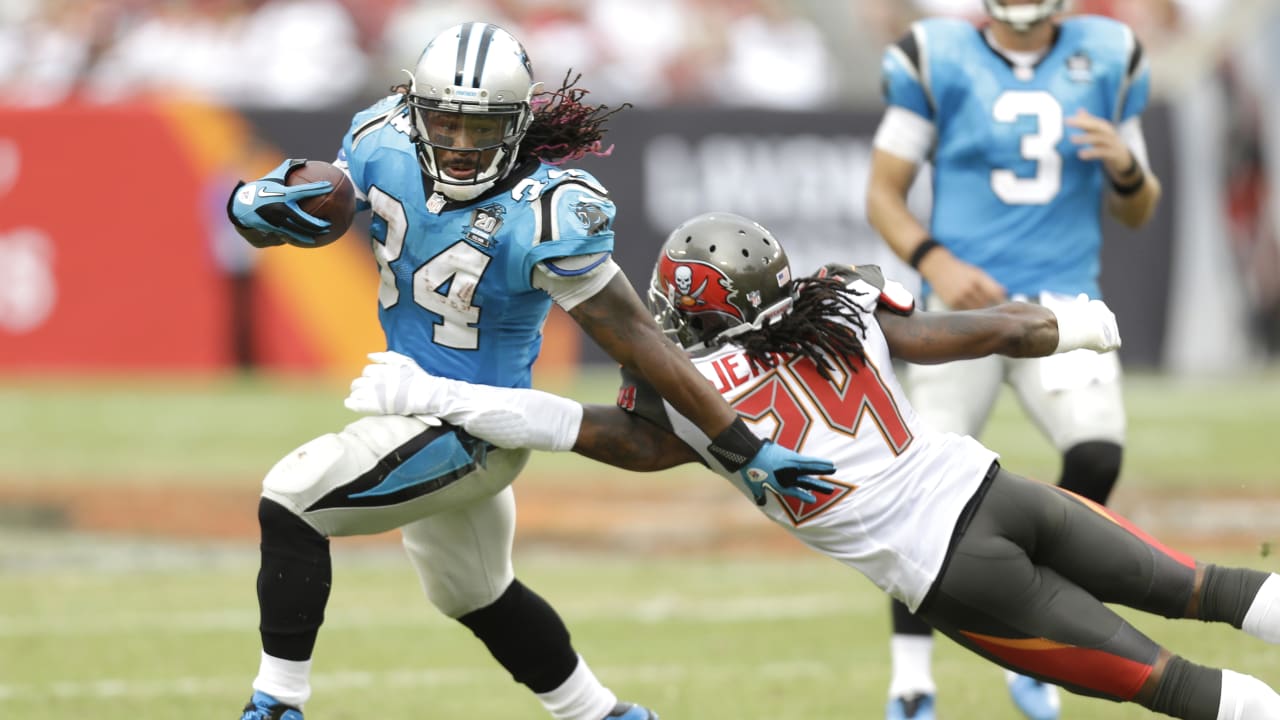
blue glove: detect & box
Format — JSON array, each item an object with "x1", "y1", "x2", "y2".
[
  {"x1": 707, "y1": 419, "x2": 838, "y2": 507},
  {"x1": 226, "y1": 158, "x2": 333, "y2": 248}
]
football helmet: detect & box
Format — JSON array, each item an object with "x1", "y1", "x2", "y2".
[
  {"x1": 407, "y1": 22, "x2": 537, "y2": 200},
  {"x1": 648, "y1": 212, "x2": 794, "y2": 351},
  {"x1": 983, "y1": 0, "x2": 1064, "y2": 32}
]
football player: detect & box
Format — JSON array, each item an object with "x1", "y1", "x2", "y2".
[
  {"x1": 225, "y1": 23, "x2": 833, "y2": 720},
  {"x1": 347, "y1": 212, "x2": 1280, "y2": 720},
  {"x1": 866, "y1": 0, "x2": 1164, "y2": 716}
]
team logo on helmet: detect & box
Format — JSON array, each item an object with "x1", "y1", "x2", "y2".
[{"x1": 658, "y1": 253, "x2": 743, "y2": 321}]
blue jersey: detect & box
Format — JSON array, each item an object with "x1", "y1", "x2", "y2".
[
  {"x1": 338, "y1": 95, "x2": 616, "y2": 389},
  {"x1": 881, "y1": 16, "x2": 1149, "y2": 298}
]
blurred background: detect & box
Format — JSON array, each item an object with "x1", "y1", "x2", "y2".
[
  {"x1": 1, "y1": 0, "x2": 1278, "y2": 379},
  {"x1": 2, "y1": 2, "x2": 1280, "y2": 717}
]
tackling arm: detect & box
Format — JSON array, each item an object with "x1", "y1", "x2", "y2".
[
  {"x1": 568, "y1": 273, "x2": 739, "y2": 437},
  {"x1": 574, "y1": 405, "x2": 702, "y2": 472},
  {"x1": 878, "y1": 297, "x2": 1120, "y2": 364}
]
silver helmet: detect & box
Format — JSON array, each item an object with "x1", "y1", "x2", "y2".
[
  {"x1": 983, "y1": 0, "x2": 1065, "y2": 32},
  {"x1": 648, "y1": 212, "x2": 794, "y2": 351},
  {"x1": 407, "y1": 22, "x2": 537, "y2": 200}
]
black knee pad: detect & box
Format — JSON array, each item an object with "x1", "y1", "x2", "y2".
[
  {"x1": 257, "y1": 498, "x2": 331, "y2": 661},
  {"x1": 458, "y1": 579, "x2": 578, "y2": 693},
  {"x1": 1058, "y1": 440, "x2": 1123, "y2": 505}
]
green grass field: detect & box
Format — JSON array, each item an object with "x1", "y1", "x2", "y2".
[{"x1": 2, "y1": 368, "x2": 1280, "y2": 719}]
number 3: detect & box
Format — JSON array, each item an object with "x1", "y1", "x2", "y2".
[
  {"x1": 369, "y1": 187, "x2": 491, "y2": 350},
  {"x1": 990, "y1": 90, "x2": 1063, "y2": 205}
]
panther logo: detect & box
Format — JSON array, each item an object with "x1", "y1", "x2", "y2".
[{"x1": 571, "y1": 199, "x2": 611, "y2": 236}]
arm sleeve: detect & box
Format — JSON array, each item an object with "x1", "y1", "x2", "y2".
[
  {"x1": 872, "y1": 105, "x2": 936, "y2": 164},
  {"x1": 1117, "y1": 116, "x2": 1151, "y2": 170},
  {"x1": 531, "y1": 256, "x2": 621, "y2": 311}
]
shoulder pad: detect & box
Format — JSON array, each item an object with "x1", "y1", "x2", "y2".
[{"x1": 817, "y1": 264, "x2": 915, "y2": 315}]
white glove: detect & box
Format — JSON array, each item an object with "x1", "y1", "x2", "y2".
[
  {"x1": 344, "y1": 351, "x2": 446, "y2": 415},
  {"x1": 1046, "y1": 294, "x2": 1122, "y2": 353},
  {"x1": 343, "y1": 351, "x2": 583, "y2": 451}
]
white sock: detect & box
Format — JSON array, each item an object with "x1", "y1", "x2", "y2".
[
  {"x1": 1217, "y1": 669, "x2": 1280, "y2": 720},
  {"x1": 1242, "y1": 574, "x2": 1280, "y2": 643},
  {"x1": 888, "y1": 634, "x2": 937, "y2": 698},
  {"x1": 536, "y1": 655, "x2": 617, "y2": 720},
  {"x1": 252, "y1": 651, "x2": 312, "y2": 707}
]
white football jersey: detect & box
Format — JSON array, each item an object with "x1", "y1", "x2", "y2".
[{"x1": 625, "y1": 275, "x2": 997, "y2": 610}]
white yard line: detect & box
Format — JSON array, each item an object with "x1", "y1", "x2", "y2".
[
  {"x1": 0, "y1": 660, "x2": 830, "y2": 702},
  {"x1": 0, "y1": 592, "x2": 854, "y2": 638}
]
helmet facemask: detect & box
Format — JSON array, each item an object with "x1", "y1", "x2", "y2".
[
  {"x1": 407, "y1": 23, "x2": 537, "y2": 201},
  {"x1": 983, "y1": 0, "x2": 1065, "y2": 32}
]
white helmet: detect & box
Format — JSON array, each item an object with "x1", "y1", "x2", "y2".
[
  {"x1": 407, "y1": 22, "x2": 537, "y2": 200},
  {"x1": 983, "y1": 0, "x2": 1064, "y2": 32}
]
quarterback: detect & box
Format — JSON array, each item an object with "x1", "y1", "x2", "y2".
[{"x1": 867, "y1": 0, "x2": 1164, "y2": 715}]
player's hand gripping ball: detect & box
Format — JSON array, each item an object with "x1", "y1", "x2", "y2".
[
  {"x1": 227, "y1": 158, "x2": 356, "y2": 248},
  {"x1": 285, "y1": 160, "x2": 356, "y2": 246}
]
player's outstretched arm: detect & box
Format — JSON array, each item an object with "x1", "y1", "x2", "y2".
[
  {"x1": 567, "y1": 272, "x2": 738, "y2": 434},
  {"x1": 575, "y1": 405, "x2": 701, "y2": 472},
  {"x1": 568, "y1": 271, "x2": 837, "y2": 504},
  {"x1": 879, "y1": 295, "x2": 1120, "y2": 365},
  {"x1": 225, "y1": 158, "x2": 340, "y2": 247},
  {"x1": 343, "y1": 350, "x2": 700, "y2": 471}
]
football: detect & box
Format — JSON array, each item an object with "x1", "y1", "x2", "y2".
[{"x1": 285, "y1": 160, "x2": 356, "y2": 247}]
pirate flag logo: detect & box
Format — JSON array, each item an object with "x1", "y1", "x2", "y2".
[{"x1": 658, "y1": 253, "x2": 744, "y2": 322}]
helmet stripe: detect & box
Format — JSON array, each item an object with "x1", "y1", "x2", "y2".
[
  {"x1": 452, "y1": 22, "x2": 499, "y2": 90},
  {"x1": 453, "y1": 21, "x2": 473, "y2": 86},
  {"x1": 471, "y1": 23, "x2": 497, "y2": 88}
]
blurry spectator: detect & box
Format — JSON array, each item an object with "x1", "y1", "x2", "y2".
[
  {"x1": 702, "y1": 0, "x2": 835, "y2": 109},
  {"x1": 496, "y1": 0, "x2": 601, "y2": 99},
  {"x1": 377, "y1": 0, "x2": 502, "y2": 91},
  {"x1": 584, "y1": 0, "x2": 699, "y2": 106},
  {"x1": 236, "y1": 0, "x2": 369, "y2": 108},
  {"x1": 86, "y1": 0, "x2": 254, "y2": 104},
  {"x1": 0, "y1": 0, "x2": 120, "y2": 107}
]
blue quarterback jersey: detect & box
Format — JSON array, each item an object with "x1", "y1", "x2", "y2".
[
  {"x1": 881, "y1": 15, "x2": 1150, "y2": 298},
  {"x1": 337, "y1": 95, "x2": 616, "y2": 389}
]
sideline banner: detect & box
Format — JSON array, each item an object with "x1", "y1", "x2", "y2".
[
  {"x1": 0, "y1": 102, "x2": 384, "y2": 376},
  {"x1": 0, "y1": 104, "x2": 229, "y2": 371}
]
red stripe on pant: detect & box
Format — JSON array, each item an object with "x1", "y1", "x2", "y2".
[{"x1": 959, "y1": 631, "x2": 1153, "y2": 700}]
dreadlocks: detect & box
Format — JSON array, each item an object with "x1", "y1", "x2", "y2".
[
  {"x1": 522, "y1": 72, "x2": 631, "y2": 165},
  {"x1": 735, "y1": 277, "x2": 872, "y2": 382}
]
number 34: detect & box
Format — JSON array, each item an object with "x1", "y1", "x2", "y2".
[{"x1": 369, "y1": 187, "x2": 491, "y2": 350}]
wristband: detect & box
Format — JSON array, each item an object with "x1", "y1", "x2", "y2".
[
  {"x1": 706, "y1": 417, "x2": 763, "y2": 472},
  {"x1": 1110, "y1": 171, "x2": 1145, "y2": 196},
  {"x1": 908, "y1": 238, "x2": 942, "y2": 270},
  {"x1": 1114, "y1": 153, "x2": 1139, "y2": 179}
]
